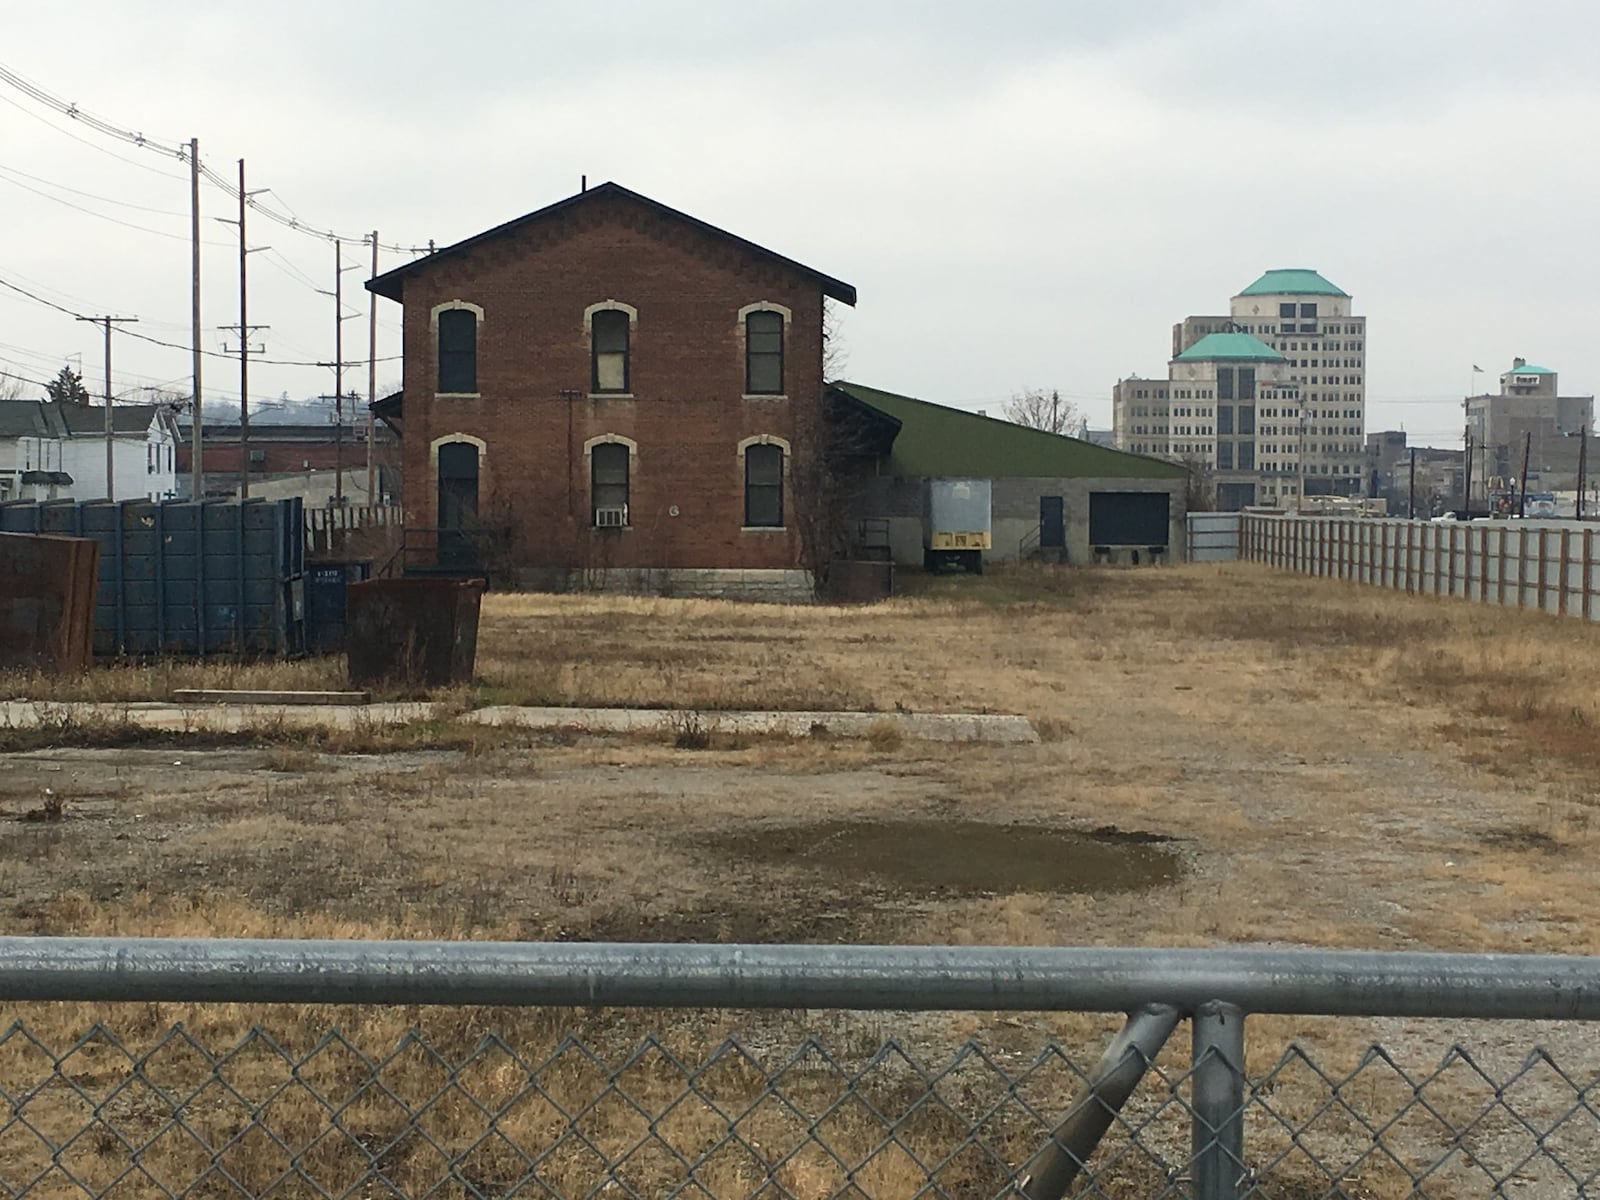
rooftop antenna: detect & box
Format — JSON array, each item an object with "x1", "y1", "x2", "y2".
[{"x1": 581, "y1": 175, "x2": 587, "y2": 192}]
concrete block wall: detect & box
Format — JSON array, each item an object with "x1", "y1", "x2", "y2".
[
  {"x1": 856, "y1": 474, "x2": 1188, "y2": 566},
  {"x1": 515, "y1": 566, "x2": 813, "y2": 603}
]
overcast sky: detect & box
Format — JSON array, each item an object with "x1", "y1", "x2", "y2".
[{"x1": 4, "y1": 0, "x2": 1598, "y2": 445}]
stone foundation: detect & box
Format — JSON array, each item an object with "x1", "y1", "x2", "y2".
[{"x1": 513, "y1": 567, "x2": 815, "y2": 603}]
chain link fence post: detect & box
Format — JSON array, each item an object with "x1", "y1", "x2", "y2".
[{"x1": 1191, "y1": 1001, "x2": 1246, "y2": 1200}]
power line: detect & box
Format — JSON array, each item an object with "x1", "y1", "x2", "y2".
[
  {"x1": 0, "y1": 168, "x2": 233, "y2": 246},
  {"x1": 0, "y1": 61, "x2": 430, "y2": 255},
  {"x1": 0, "y1": 273, "x2": 401, "y2": 367},
  {"x1": 0, "y1": 90, "x2": 189, "y2": 181},
  {"x1": 0, "y1": 161, "x2": 190, "y2": 215}
]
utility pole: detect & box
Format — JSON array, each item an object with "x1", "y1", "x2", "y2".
[
  {"x1": 317, "y1": 241, "x2": 361, "y2": 506},
  {"x1": 367, "y1": 231, "x2": 378, "y2": 504},
  {"x1": 1518, "y1": 430, "x2": 1532, "y2": 518},
  {"x1": 216, "y1": 158, "x2": 269, "y2": 498},
  {"x1": 1408, "y1": 447, "x2": 1416, "y2": 519},
  {"x1": 1296, "y1": 398, "x2": 1306, "y2": 509},
  {"x1": 75, "y1": 315, "x2": 137, "y2": 499},
  {"x1": 1463, "y1": 431, "x2": 1473, "y2": 516},
  {"x1": 1578, "y1": 425, "x2": 1588, "y2": 521},
  {"x1": 189, "y1": 136, "x2": 204, "y2": 499}
]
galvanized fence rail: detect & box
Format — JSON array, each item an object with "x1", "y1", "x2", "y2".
[
  {"x1": 2, "y1": 939, "x2": 1600, "y2": 1199},
  {"x1": 1241, "y1": 513, "x2": 1600, "y2": 621}
]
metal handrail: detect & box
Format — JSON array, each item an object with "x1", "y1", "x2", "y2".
[{"x1": 1019, "y1": 523, "x2": 1042, "y2": 559}]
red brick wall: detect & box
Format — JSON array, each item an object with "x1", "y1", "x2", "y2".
[
  {"x1": 394, "y1": 192, "x2": 828, "y2": 572},
  {"x1": 179, "y1": 442, "x2": 355, "y2": 475}
]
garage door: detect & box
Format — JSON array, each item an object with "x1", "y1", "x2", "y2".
[{"x1": 1088, "y1": 492, "x2": 1170, "y2": 547}]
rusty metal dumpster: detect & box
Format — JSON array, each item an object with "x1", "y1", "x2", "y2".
[
  {"x1": 0, "y1": 532, "x2": 99, "y2": 673},
  {"x1": 345, "y1": 578, "x2": 483, "y2": 689}
]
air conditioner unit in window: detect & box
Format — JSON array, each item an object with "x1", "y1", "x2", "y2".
[{"x1": 594, "y1": 505, "x2": 628, "y2": 529}]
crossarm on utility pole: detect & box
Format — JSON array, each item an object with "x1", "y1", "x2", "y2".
[{"x1": 1016, "y1": 1004, "x2": 1180, "y2": 1200}]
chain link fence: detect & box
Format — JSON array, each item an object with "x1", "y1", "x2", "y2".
[
  {"x1": 2, "y1": 939, "x2": 1599, "y2": 1197},
  {"x1": 1, "y1": 1022, "x2": 1597, "y2": 1197}
]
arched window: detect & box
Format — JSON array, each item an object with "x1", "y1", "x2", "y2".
[
  {"x1": 744, "y1": 443, "x2": 783, "y2": 527},
  {"x1": 591, "y1": 442, "x2": 631, "y2": 526},
  {"x1": 437, "y1": 308, "x2": 477, "y2": 393},
  {"x1": 745, "y1": 310, "x2": 784, "y2": 395},
  {"x1": 591, "y1": 310, "x2": 630, "y2": 393}
]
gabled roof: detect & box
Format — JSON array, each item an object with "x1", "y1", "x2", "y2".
[
  {"x1": 1173, "y1": 333, "x2": 1285, "y2": 363},
  {"x1": 56, "y1": 402, "x2": 172, "y2": 436},
  {"x1": 367, "y1": 182, "x2": 856, "y2": 305},
  {"x1": 0, "y1": 401, "x2": 66, "y2": 440},
  {"x1": 829, "y1": 383, "x2": 1186, "y2": 480},
  {"x1": 1236, "y1": 269, "x2": 1348, "y2": 297}
]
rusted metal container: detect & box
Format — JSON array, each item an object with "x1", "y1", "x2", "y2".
[
  {"x1": 0, "y1": 532, "x2": 99, "y2": 672},
  {"x1": 819, "y1": 559, "x2": 895, "y2": 604},
  {"x1": 345, "y1": 578, "x2": 483, "y2": 688}
]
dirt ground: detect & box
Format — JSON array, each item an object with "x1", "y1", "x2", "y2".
[
  {"x1": 3, "y1": 562, "x2": 1600, "y2": 1196},
  {"x1": 5, "y1": 562, "x2": 1597, "y2": 958}
]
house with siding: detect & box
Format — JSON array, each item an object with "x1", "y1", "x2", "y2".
[{"x1": 0, "y1": 401, "x2": 178, "y2": 502}]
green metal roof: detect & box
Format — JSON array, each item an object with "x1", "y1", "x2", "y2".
[
  {"x1": 1507, "y1": 363, "x2": 1554, "y2": 375},
  {"x1": 1236, "y1": 269, "x2": 1348, "y2": 297},
  {"x1": 829, "y1": 383, "x2": 1187, "y2": 480},
  {"x1": 1172, "y1": 333, "x2": 1285, "y2": 363}
]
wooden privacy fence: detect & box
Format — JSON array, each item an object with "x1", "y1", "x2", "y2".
[
  {"x1": 1241, "y1": 515, "x2": 1600, "y2": 622},
  {"x1": 304, "y1": 504, "x2": 402, "y2": 557}
]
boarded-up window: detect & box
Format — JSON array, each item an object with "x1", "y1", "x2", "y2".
[
  {"x1": 591, "y1": 310, "x2": 630, "y2": 393},
  {"x1": 744, "y1": 443, "x2": 783, "y2": 526},
  {"x1": 1088, "y1": 492, "x2": 1169, "y2": 547},
  {"x1": 437, "y1": 309, "x2": 477, "y2": 393},
  {"x1": 591, "y1": 443, "x2": 630, "y2": 523},
  {"x1": 746, "y1": 311, "x2": 784, "y2": 394}
]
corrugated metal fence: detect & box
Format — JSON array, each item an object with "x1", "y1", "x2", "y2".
[
  {"x1": 1241, "y1": 514, "x2": 1600, "y2": 621},
  {"x1": 1185, "y1": 512, "x2": 1242, "y2": 562},
  {"x1": 0, "y1": 498, "x2": 305, "y2": 656}
]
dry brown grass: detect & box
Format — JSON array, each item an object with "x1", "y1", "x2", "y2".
[{"x1": 2, "y1": 563, "x2": 1599, "y2": 1195}]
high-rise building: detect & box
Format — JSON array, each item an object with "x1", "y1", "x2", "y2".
[
  {"x1": 1113, "y1": 269, "x2": 1366, "y2": 508},
  {"x1": 1463, "y1": 359, "x2": 1594, "y2": 503}
]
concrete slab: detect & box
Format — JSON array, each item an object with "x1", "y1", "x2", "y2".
[
  {"x1": 171, "y1": 689, "x2": 372, "y2": 706},
  {"x1": 463, "y1": 706, "x2": 1039, "y2": 744},
  {"x1": 0, "y1": 701, "x2": 1036, "y2": 744},
  {"x1": 0, "y1": 700, "x2": 438, "y2": 732}
]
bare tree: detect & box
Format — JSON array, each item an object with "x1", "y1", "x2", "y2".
[
  {"x1": 822, "y1": 298, "x2": 848, "y2": 383},
  {"x1": 0, "y1": 372, "x2": 29, "y2": 401},
  {"x1": 1004, "y1": 388, "x2": 1084, "y2": 437},
  {"x1": 1184, "y1": 457, "x2": 1215, "y2": 513}
]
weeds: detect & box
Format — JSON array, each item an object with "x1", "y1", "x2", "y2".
[{"x1": 671, "y1": 710, "x2": 715, "y2": 750}]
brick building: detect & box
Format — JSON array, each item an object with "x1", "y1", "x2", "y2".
[{"x1": 367, "y1": 182, "x2": 855, "y2": 598}]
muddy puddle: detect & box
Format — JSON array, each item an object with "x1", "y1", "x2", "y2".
[{"x1": 711, "y1": 820, "x2": 1181, "y2": 897}]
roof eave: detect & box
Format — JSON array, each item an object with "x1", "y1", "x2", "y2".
[{"x1": 364, "y1": 182, "x2": 856, "y2": 306}]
